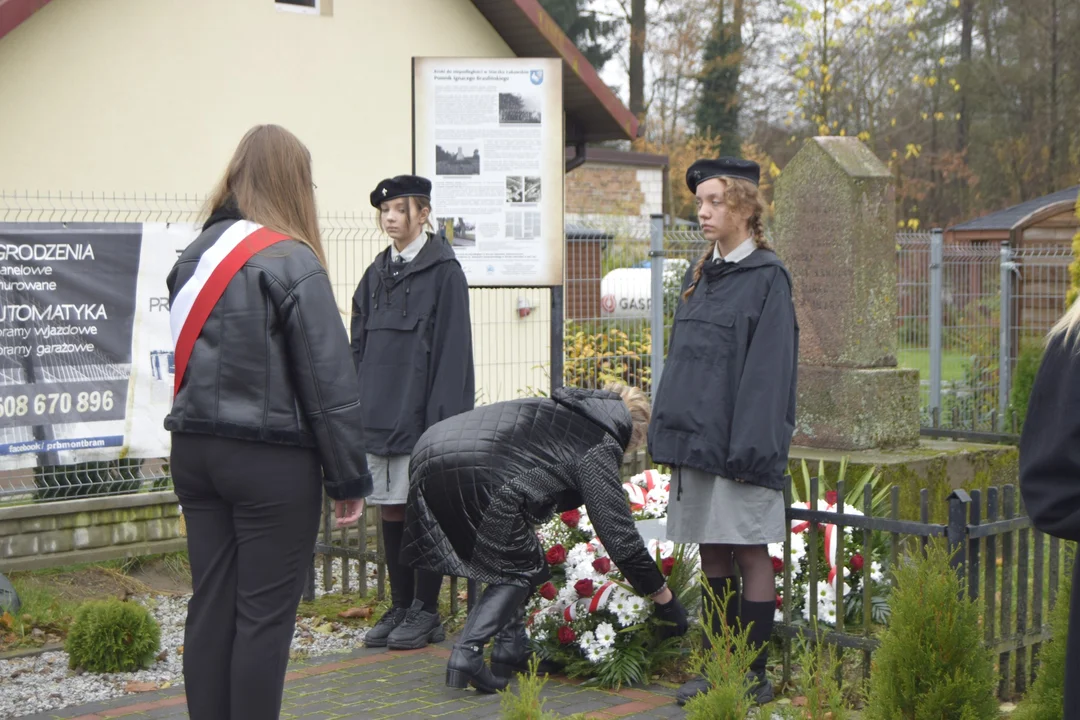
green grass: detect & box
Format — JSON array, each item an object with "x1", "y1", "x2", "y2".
[
  {"x1": 2, "y1": 577, "x2": 79, "y2": 649},
  {"x1": 896, "y1": 348, "x2": 971, "y2": 383}
]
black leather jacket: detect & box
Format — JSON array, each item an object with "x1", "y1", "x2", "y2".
[
  {"x1": 401, "y1": 387, "x2": 665, "y2": 596},
  {"x1": 164, "y1": 207, "x2": 373, "y2": 501}
]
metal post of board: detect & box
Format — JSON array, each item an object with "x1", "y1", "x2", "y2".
[
  {"x1": 649, "y1": 214, "x2": 666, "y2": 392},
  {"x1": 550, "y1": 285, "x2": 564, "y2": 394},
  {"x1": 998, "y1": 242, "x2": 1014, "y2": 431},
  {"x1": 929, "y1": 228, "x2": 943, "y2": 427}
]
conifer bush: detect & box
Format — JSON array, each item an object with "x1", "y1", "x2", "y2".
[
  {"x1": 864, "y1": 542, "x2": 998, "y2": 720},
  {"x1": 1013, "y1": 574, "x2": 1071, "y2": 720},
  {"x1": 778, "y1": 627, "x2": 849, "y2": 720},
  {"x1": 65, "y1": 599, "x2": 161, "y2": 673}
]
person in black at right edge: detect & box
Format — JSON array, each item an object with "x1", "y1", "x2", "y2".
[
  {"x1": 351, "y1": 175, "x2": 475, "y2": 651},
  {"x1": 1019, "y1": 300, "x2": 1080, "y2": 719},
  {"x1": 648, "y1": 156, "x2": 798, "y2": 707}
]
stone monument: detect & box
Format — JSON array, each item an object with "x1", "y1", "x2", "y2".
[{"x1": 772, "y1": 137, "x2": 920, "y2": 450}]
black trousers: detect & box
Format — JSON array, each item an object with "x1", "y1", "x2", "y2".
[{"x1": 172, "y1": 433, "x2": 322, "y2": 720}]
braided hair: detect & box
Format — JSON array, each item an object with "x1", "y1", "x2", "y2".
[{"x1": 682, "y1": 177, "x2": 770, "y2": 303}]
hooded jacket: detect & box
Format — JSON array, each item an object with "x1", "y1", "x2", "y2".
[
  {"x1": 648, "y1": 248, "x2": 799, "y2": 490},
  {"x1": 400, "y1": 387, "x2": 666, "y2": 596},
  {"x1": 350, "y1": 234, "x2": 474, "y2": 456},
  {"x1": 164, "y1": 205, "x2": 373, "y2": 501}
]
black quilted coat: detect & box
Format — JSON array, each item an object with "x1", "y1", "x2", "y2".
[{"x1": 400, "y1": 388, "x2": 666, "y2": 596}]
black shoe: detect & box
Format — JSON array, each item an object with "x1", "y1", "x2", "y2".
[
  {"x1": 386, "y1": 599, "x2": 446, "y2": 650},
  {"x1": 363, "y1": 606, "x2": 408, "y2": 648},
  {"x1": 675, "y1": 675, "x2": 709, "y2": 706},
  {"x1": 446, "y1": 584, "x2": 531, "y2": 693},
  {"x1": 747, "y1": 670, "x2": 774, "y2": 705}
]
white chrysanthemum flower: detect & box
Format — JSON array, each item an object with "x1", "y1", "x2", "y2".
[
  {"x1": 595, "y1": 622, "x2": 616, "y2": 648},
  {"x1": 870, "y1": 561, "x2": 885, "y2": 584},
  {"x1": 557, "y1": 585, "x2": 579, "y2": 606}
]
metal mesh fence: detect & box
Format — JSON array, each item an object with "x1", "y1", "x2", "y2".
[
  {"x1": 0, "y1": 191, "x2": 549, "y2": 502},
  {"x1": 2, "y1": 190, "x2": 1075, "y2": 501},
  {"x1": 896, "y1": 234, "x2": 1074, "y2": 432}
]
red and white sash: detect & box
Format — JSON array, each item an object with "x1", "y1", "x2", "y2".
[{"x1": 170, "y1": 220, "x2": 290, "y2": 395}]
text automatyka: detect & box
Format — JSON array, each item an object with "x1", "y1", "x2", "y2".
[{"x1": 0, "y1": 304, "x2": 108, "y2": 322}]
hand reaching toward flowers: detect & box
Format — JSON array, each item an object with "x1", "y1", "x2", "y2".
[{"x1": 653, "y1": 594, "x2": 689, "y2": 639}]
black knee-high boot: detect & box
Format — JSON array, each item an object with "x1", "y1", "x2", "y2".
[{"x1": 447, "y1": 584, "x2": 532, "y2": 693}]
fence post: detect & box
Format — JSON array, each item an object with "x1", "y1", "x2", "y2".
[
  {"x1": 929, "y1": 228, "x2": 944, "y2": 427},
  {"x1": 998, "y1": 242, "x2": 1014, "y2": 431},
  {"x1": 946, "y1": 488, "x2": 971, "y2": 596},
  {"x1": 649, "y1": 214, "x2": 666, "y2": 392}
]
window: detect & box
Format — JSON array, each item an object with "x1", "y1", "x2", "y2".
[{"x1": 276, "y1": 0, "x2": 318, "y2": 14}]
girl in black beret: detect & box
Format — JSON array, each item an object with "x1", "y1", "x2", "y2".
[
  {"x1": 647, "y1": 157, "x2": 799, "y2": 706},
  {"x1": 350, "y1": 175, "x2": 475, "y2": 650}
]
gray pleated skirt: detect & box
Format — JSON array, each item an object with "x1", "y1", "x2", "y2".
[{"x1": 666, "y1": 466, "x2": 786, "y2": 545}]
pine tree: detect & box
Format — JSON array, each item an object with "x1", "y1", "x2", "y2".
[
  {"x1": 695, "y1": 2, "x2": 742, "y2": 157},
  {"x1": 538, "y1": 0, "x2": 620, "y2": 73}
]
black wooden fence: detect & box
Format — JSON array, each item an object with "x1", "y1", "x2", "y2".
[
  {"x1": 777, "y1": 477, "x2": 1071, "y2": 700},
  {"x1": 303, "y1": 473, "x2": 1069, "y2": 701}
]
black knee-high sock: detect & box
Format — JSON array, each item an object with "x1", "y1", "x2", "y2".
[
  {"x1": 415, "y1": 570, "x2": 444, "y2": 614},
  {"x1": 701, "y1": 576, "x2": 739, "y2": 650},
  {"x1": 741, "y1": 600, "x2": 775, "y2": 676},
  {"x1": 382, "y1": 520, "x2": 413, "y2": 609}
]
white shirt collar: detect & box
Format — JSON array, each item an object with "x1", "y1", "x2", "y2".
[
  {"x1": 712, "y1": 236, "x2": 756, "y2": 264},
  {"x1": 392, "y1": 230, "x2": 427, "y2": 263}
]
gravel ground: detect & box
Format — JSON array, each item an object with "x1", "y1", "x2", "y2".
[{"x1": 0, "y1": 559, "x2": 376, "y2": 720}]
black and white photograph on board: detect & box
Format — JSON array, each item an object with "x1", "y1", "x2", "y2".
[
  {"x1": 498, "y1": 92, "x2": 542, "y2": 124},
  {"x1": 435, "y1": 143, "x2": 481, "y2": 175}
]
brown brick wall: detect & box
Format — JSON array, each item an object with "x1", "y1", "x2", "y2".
[{"x1": 566, "y1": 165, "x2": 646, "y2": 217}]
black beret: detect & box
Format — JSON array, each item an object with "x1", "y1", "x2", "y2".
[
  {"x1": 686, "y1": 157, "x2": 760, "y2": 193},
  {"x1": 370, "y1": 175, "x2": 432, "y2": 208}
]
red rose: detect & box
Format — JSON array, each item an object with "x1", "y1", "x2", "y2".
[
  {"x1": 771, "y1": 556, "x2": 784, "y2": 574},
  {"x1": 850, "y1": 553, "x2": 865, "y2": 572},
  {"x1": 592, "y1": 557, "x2": 612, "y2": 574},
  {"x1": 538, "y1": 582, "x2": 557, "y2": 600},
  {"x1": 776, "y1": 593, "x2": 783, "y2": 610},
  {"x1": 574, "y1": 579, "x2": 595, "y2": 598},
  {"x1": 560, "y1": 509, "x2": 581, "y2": 527},
  {"x1": 825, "y1": 490, "x2": 839, "y2": 506},
  {"x1": 661, "y1": 557, "x2": 675, "y2": 576},
  {"x1": 545, "y1": 544, "x2": 567, "y2": 565},
  {"x1": 557, "y1": 625, "x2": 576, "y2": 644}
]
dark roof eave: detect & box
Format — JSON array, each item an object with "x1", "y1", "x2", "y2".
[
  {"x1": 469, "y1": 0, "x2": 639, "y2": 143},
  {"x1": 947, "y1": 186, "x2": 1080, "y2": 232}
]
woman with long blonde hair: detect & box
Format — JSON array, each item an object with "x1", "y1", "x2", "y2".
[
  {"x1": 166, "y1": 124, "x2": 371, "y2": 719},
  {"x1": 648, "y1": 157, "x2": 799, "y2": 707},
  {"x1": 1020, "y1": 299, "x2": 1080, "y2": 718}
]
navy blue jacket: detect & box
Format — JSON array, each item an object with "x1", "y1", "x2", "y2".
[
  {"x1": 350, "y1": 234, "x2": 475, "y2": 456},
  {"x1": 648, "y1": 248, "x2": 798, "y2": 490}
]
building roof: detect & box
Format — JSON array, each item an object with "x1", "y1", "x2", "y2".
[
  {"x1": 949, "y1": 185, "x2": 1080, "y2": 232},
  {"x1": 563, "y1": 146, "x2": 668, "y2": 168},
  {"x1": 0, "y1": 0, "x2": 638, "y2": 143}
]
